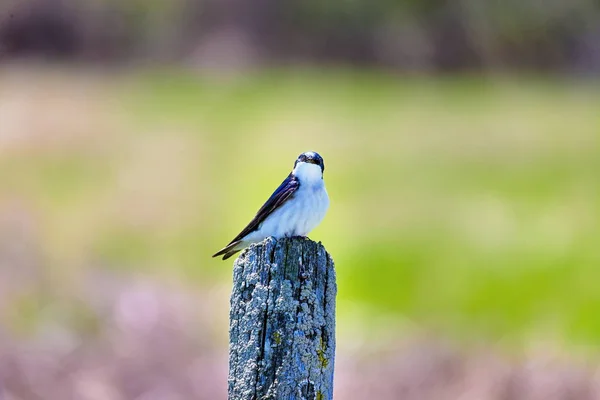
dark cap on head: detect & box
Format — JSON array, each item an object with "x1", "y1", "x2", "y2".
[{"x1": 294, "y1": 151, "x2": 324, "y2": 172}]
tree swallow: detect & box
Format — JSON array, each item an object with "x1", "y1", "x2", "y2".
[{"x1": 213, "y1": 151, "x2": 329, "y2": 260}]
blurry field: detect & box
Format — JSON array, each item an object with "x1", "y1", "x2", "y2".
[{"x1": 1, "y1": 66, "x2": 599, "y2": 354}]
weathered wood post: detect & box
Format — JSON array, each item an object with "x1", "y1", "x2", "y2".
[{"x1": 228, "y1": 236, "x2": 336, "y2": 400}]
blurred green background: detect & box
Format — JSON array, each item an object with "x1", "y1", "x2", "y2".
[
  {"x1": 3, "y1": 70, "x2": 599, "y2": 343},
  {"x1": 2, "y1": 0, "x2": 600, "y2": 398}
]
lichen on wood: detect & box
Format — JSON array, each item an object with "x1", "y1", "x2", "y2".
[{"x1": 228, "y1": 237, "x2": 336, "y2": 400}]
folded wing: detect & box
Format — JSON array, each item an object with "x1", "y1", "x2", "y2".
[{"x1": 212, "y1": 173, "x2": 300, "y2": 259}]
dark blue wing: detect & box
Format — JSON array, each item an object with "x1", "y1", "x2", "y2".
[{"x1": 228, "y1": 173, "x2": 299, "y2": 244}]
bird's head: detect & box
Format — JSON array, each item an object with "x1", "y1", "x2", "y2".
[{"x1": 293, "y1": 151, "x2": 325, "y2": 183}]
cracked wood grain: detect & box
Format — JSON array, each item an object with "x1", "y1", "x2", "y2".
[{"x1": 228, "y1": 237, "x2": 336, "y2": 400}]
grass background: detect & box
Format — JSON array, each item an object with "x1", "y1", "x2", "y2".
[{"x1": 1, "y1": 67, "x2": 599, "y2": 354}]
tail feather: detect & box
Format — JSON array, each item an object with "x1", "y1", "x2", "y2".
[{"x1": 212, "y1": 240, "x2": 245, "y2": 260}]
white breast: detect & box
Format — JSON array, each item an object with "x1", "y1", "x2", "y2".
[{"x1": 244, "y1": 163, "x2": 329, "y2": 243}]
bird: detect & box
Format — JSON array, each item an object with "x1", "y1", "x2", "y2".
[{"x1": 213, "y1": 151, "x2": 329, "y2": 260}]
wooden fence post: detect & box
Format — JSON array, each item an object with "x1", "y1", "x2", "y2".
[{"x1": 228, "y1": 237, "x2": 336, "y2": 400}]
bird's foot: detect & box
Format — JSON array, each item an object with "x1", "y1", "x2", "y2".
[{"x1": 290, "y1": 235, "x2": 309, "y2": 241}]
